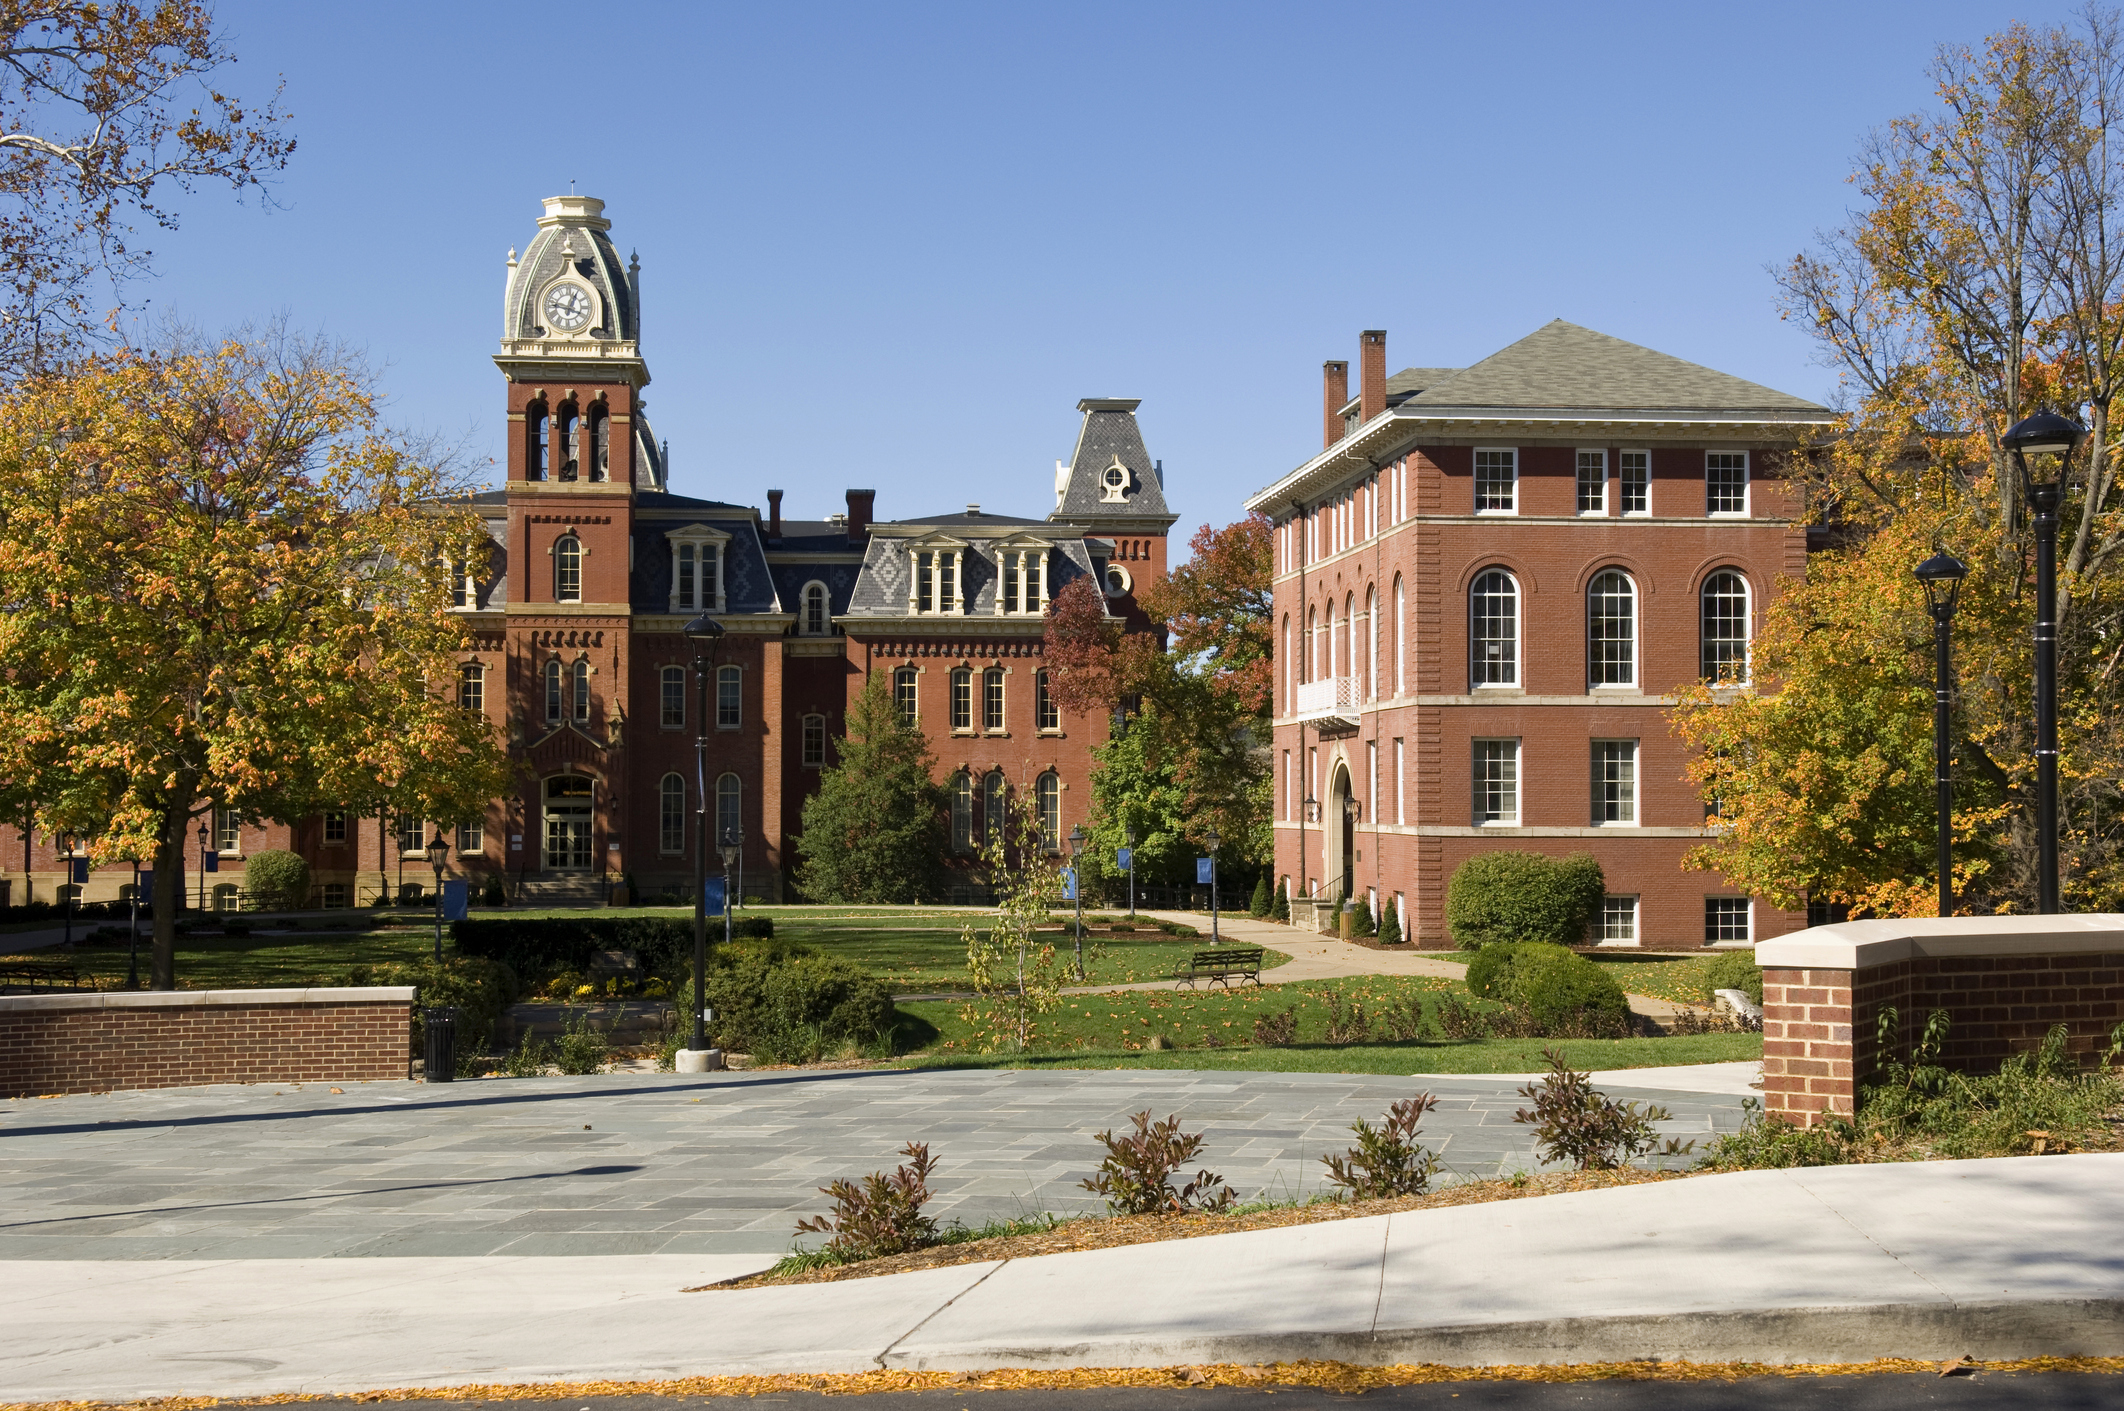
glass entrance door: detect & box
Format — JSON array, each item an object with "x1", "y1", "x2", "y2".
[{"x1": 543, "y1": 775, "x2": 595, "y2": 870}]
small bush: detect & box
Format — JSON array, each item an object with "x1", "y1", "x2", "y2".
[
  {"x1": 500, "y1": 1030, "x2": 552, "y2": 1077},
  {"x1": 1080, "y1": 1110, "x2": 1235, "y2": 1215},
  {"x1": 1429, "y1": 993, "x2": 1490, "y2": 1040},
  {"x1": 1249, "y1": 875, "x2": 1271, "y2": 918},
  {"x1": 242, "y1": 850, "x2": 311, "y2": 911},
  {"x1": 1445, "y1": 851, "x2": 1604, "y2": 949},
  {"x1": 1701, "y1": 949, "x2": 1764, "y2": 1005},
  {"x1": 1271, "y1": 879, "x2": 1289, "y2": 922},
  {"x1": 1321, "y1": 1094, "x2": 1443, "y2": 1197},
  {"x1": 554, "y1": 1009, "x2": 611, "y2": 1075},
  {"x1": 453, "y1": 914, "x2": 775, "y2": 980},
  {"x1": 480, "y1": 876, "x2": 506, "y2": 907},
  {"x1": 692, "y1": 946, "x2": 897, "y2": 1060},
  {"x1": 354, "y1": 956, "x2": 519, "y2": 1056},
  {"x1": 1696, "y1": 1098, "x2": 1855, "y2": 1170},
  {"x1": 1378, "y1": 997, "x2": 1423, "y2": 1041},
  {"x1": 1465, "y1": 943, "x2": 1631, "y2": 1038},
  {"x1": 1323, "y1": 988, "x2": 1370, "y2": 1043},
  {"x1": 795, "y1": 1142, "x2": 940, "y2": 1261},
  {"x1": 1378, "y1": 897, "x2": 1402, "y2": 946},
  {"x1": 1514, "y1": 1048, "x2": 1694, "y2": 1170},
  {"x1": 1252, "y1": 1006, "x2": 1297, "y2": 1046},
  {"x1": 1348, "y1": 896, "x2": 1375, "y2": 937}
]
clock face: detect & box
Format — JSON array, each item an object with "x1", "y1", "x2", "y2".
[{"x1": 544, "y1": 283, "x2": 592, "y2": 331}]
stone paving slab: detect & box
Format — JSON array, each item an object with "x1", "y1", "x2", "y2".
[{"x1": 0, "y1": 1068, "x2": 1749, "y2": 1260}]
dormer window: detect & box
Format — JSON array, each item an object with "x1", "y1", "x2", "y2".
[
  {"x1": 912, "y1": 548, "x2": 961, "y2": 614},
  {"x1": 995, "y1": 547, "x2": 1048, "y2": 615},
  {"x1": 1101, "y1": 458, "x2": 1129, "y2": 503},
  {"x1": 666, "y1": 526, "x2": 730, "y2": 612},
  {"x1": 800, "y1": 581, "x2": 831, "y2": 635}
]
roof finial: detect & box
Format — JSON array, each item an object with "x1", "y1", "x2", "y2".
[{"x1": 570, "y1": 177, "x2": 576, "y2": 195}]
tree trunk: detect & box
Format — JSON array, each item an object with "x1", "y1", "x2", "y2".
[{"x1": 149, "y1": 803, "x2": 193, "y2": 990}]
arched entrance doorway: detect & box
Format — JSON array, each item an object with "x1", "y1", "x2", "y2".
[
  {"x1": 1323, "y1": 761, "x2": 1354, "y2": 906},
  {"x1": 543, "y1": 775, "x2": 594, "y2": 871}
]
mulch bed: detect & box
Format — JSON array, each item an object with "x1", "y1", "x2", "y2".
[{"x1": 690, "y1": 1168, "x2": 1686, "y2": 1291}]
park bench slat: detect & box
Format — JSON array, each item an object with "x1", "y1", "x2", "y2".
[{"x1": 1171, "y1": 946, "x2": 1265, "y2": 989}]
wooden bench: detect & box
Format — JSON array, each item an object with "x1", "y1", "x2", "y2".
[
  {"x1": 0, "y1": 961, "x2": 92, "y2": 994},
  {"x1": 1172, "y1": 945, "x2": 1265, "y2": 989}
]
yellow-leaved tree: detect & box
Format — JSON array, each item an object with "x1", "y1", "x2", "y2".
[{"x1": 0, "y1": 332, "x2": 513, "y2": 985}]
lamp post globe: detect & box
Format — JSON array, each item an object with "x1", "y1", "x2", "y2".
[
  {"x1": 2003, "y1": 412, "x2": 2086, "y2": 914},
  {"x1": 1914, "y1": 550, "x2": 1968, "y2": 919},
  {"x1": 425, "y1": 832, "x2": 449, "y2": 963}
]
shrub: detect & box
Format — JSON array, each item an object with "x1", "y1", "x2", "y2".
[
  {"x1": 1464, "y1": 942, "x2": 1631, "y2": 1038},
  {"x1": 1701, "y1": 949, "x2": 1764, "y2": 1005},
  {"x1": 1378, "y1": 897, "x2": 1402, "y2": 946},
  {"x1": 1271, "y1": 879, "x2": 1289, "y2": 922},
  {"x1": 452, "y1": 914, "x2": 774, "y2": 980},
  {"x1": 242, "y1": 850, "x2": 310, "y2": 911},
  {"x1": 352, "y1": 956, "x2": 519, "y2": 1056},
  {"x1": 554, "y1": 1009, "x2": 611, "y2": 1075},
  {"x1": 1444, "y1": 851, "x2": 1604, "y2": 949},
  {"x1": 1249, "y1": 875, "x2": 1271, "y2": 918},
  {"x1": 1348, "y1": 896, "x2": 1375, "y2": 937},
  {"x1": 692, "y1": 946, "x2": 897, "y2": 1060},
  {"x1": 1696, "y1": 1098, "x2": 1855, "y2": 1170},
  {"x1": 500, "y1": 1030, "x2": 551, "y2": 1077},
  {"x1": 795, "y1": 1142, "x2": 940, "y2": 1260},
  {"x1": 1321, "y1": 1094, "x2": 1443, "y2": 1197},
  {"x1": 1513, "y1": 1048, "x2": 1694, "y2": 1170},
  {"x1": 1323, "y1": 988, "x2": 1370, "y2": 1043},
  {"x1": 1252, "y1": 1006, "x2": 1297, "y2": 1046},
  {"x1": 479, "y1": 875, "x2": 506, "y2": 907},
  {"x1": 1429, "y1": 992, "x2": 1490, "y2": 1040},
  {"x1": 1080, "y1": 1110, "x2": 1235, "y2": 1215}
]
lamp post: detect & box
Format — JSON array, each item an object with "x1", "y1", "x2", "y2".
[
  {"x1": 1123, "y1": 824, "x2": 1136, "y2": 922},
  {"x1": 1067, "y1": 824, "x2": 1087, "y2": 981},
  {"x1": 127, "y1": 859, "x2": 141, "y2": 990},
  {"x1": 2003, "y1": 411, "x2": 2088, "y2": 914},
  {"x1": 683, "y1": 612, "x2": 725, "y2": 1059},
  {"x1": 719, "y1": 826, "x2": 741, "y2": 960},
  {"x1": 1206, "y1": 827, "x2": 1221, "y2": 946},
  {"x1": 1915, "y1": 550, "x2": 1969, "y2": 918},
  {"x1": 60, "y1": 832, "x2": 75, "y2": 950},
  {"x1": 197, "y1": 820, "x2": 209, "y2": 913},
  {"x1": 425, "y1": 832, "x2": 450, "y2": 963},
  {"x1": 1301, "y1": 793, "x2": 1319, "y2": 920}
]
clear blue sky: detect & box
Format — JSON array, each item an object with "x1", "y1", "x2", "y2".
[{"x1": 136, "y1": 1, "x2": 2084, "y2": 548}]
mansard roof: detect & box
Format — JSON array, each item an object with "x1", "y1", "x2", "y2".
[
  {"x1": 1050, "y1": 398, "x2": 1175, "y2": 523},
  {"x1": 844, "y1": 533, "x2": 1103, "y2": 619},
  {"x1": 885, "y1": 509, "x2": 1054, "y2": 529}
]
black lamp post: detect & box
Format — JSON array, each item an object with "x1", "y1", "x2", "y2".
[
  {"x1": 719, "y1": 825, "x2": 741, "y2": 959},
  {"x1": 1915, "y1": 550, "x2": 1968, "y2": 918},
  {"x1": 197, "y1": 820, "x2": 209, "y2": 913},
  {"x1": 2003, "y1": 411, "x2": 2088, "y2": 914},
  {"x1": 1067, "y1": 824, "x2": 1087, "y2": 980},
  {"x1": 1206, "y1": 826, "x2": 1221, "y2": 946},
  {"x1": 60, "y1": 832, "x2": 75, "y2": 950},
  {"x1": 1301, "y1": 793, "x2": 1319, "y2": 916},
  {"x1": 126, "y1": 858, "x2": 141, "y2": 990},
  {"x1": 684, "y1": 612, "x2": 725, "y2": 1057},
  {"x1": 425, "y1": 832, "x2": 450, "y2": 963},
  {"x1": 1123, "y1": 824, "x2": 1136, "y2": 922}
]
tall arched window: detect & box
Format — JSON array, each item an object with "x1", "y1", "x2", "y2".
[
  {"x1": 894, "y1": 667, "x2": 918, "y2": 722},
  {"x1": 716, "y1": 772, "x2": 742, "y2": 844},
  {"x1": 588, "y1": 404, "x2": 610, "y2": 482},
  {"x1": 1343, "y1": 593, "x2": 1355, "y2": 687},
  {"x1": 983, "y1": 768, "x2": 1007, "y2": 847},
  {"x1": 1307, "y1": 607, "x2": 1318, "y2": 682},
  {"x1": 571, "y1": 659, "x2": 591, "y2": 722},
  {"x1": 1035, "y1": 772, "x2": 1061, "y2": 852},
  {"x1": 677, "y1": 544, "x2": 695, "y2": 609},
  {"x1": 950, "y1": 666, "x2": 973, "y2": 730},
  {"x1": 1324, "y1": 600, "x2": 1336, "y2": 678},
  {"x1": 1364, "y1": 586, "x2": 1376, "y2": 701},
  {"x1": 801, "y1": 581, "x2": 830, "y2": 635},
  {"x1": 1393, "y1": 575, "x2": 1405, "y2": 697},
  {"x1": 660, "y1": 665, "x2": 685, "y2": 728},
  {"x1": 527, "y1": 402, "x2": 549, "y2": 480},
  {"x1": 1587, "y1": 569, "x2": 1637, "y2": 688},
  {"x1": 717, "y1": 664, "x2": 741, "y2": 727},
  {"x1": 1036, "y1": 669, "x2": 1058, "y2": 730},
  {"x1": 1701, "y1": 571, "x2": 1752, "y2": 683},
  {"x1": 554, "y1": 535, "x2": 582, "y2": 602},
  {"x1": 557, "y1": 403, "x2": 581, "y2": 480},
  {"x1": 983, "y1": 668, "x2": 1005, "y2": 730},
  {"x1": 1470, "y1": 569, "x2": 1519, "y2": 687},
  {"x1": 951, "y1": 770, "x2": 975, "y2": 854},
  {"x1": 1281, "y1": 614, "x2": 1292, "y2": 714},
  {"x1": 801, "y1": 713, "x2": 826, "y2": 767},
  {"x1": 457, "y1": 662, "x2": 483, "y2": 713},
  {"x1": 543, "y1": 659, "x2": 563, "y2": 723},
  {"x1": 659, "y1": 774, "x2": 685, "y2": 854}
]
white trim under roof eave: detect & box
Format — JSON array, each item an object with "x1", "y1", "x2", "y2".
[{"x1": 1242, "y1": 406, "x2": 1840, "y2": 515}]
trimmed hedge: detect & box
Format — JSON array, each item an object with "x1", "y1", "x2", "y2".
[
  {"x1": 680, "y1": 940, "x2": 898, "y2": 1061},
  {"x1": 451, "y1": 914, "x2": 774, "y2": 979},
  {"x1": 243, "y1": 849, "x2": 310, "y2": 911},
  {"x1": 1464, "y1": 941, "x2": 1631, "y2": 1038},
  {"x1": 1444, "y1": 851, "x2": 1605, "y2": 949},
  {"x1": 344, "y1": 955, "x2": 519, "y2": 1056}
]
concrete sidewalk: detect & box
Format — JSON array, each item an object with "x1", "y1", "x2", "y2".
[{"x1": 5, "y1": 1154, "x2": 2118, "y2": 1400}]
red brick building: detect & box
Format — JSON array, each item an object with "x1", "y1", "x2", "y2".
[
  {"x1": 0, "y1": 196, "x2": 1174, "y2": 910},
  {"x1": 1246, "y1": 323, "x2": 1836, "y2": 949}
]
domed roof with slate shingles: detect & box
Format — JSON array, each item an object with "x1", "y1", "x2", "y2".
[{"x1": 503, "y1": 195, "x2": 639, "y2": 344}]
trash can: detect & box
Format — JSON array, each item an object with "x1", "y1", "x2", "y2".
[{"x1": 423, "y1": 1006, "x2": 459, "y2": 1083}]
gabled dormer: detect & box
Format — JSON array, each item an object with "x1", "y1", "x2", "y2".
[
  {"x1": 902, "y1": 531, "x2": 972, "y2": 615},
  {"x1": 664, "y1": 522, "x2": 730, "y2": 613}
]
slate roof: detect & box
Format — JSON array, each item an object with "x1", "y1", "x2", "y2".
[
  {"x1": 770, "y1": 519, "x2": 863, "y2": 553},
  {"x1": 1401, "y1": 320, "x2": 1825, "y2": 415},
  {"x1": 631, "y1": 516, "x2": 779, "y2": 615},
  {"x1": 844, "y1": 535, "x2": 1102, "y2": 617},
  {"x1": 1051, "y1": 399, "x2": 1173, "y2": 521},
  {"x1": 504, "y1": 204, "x2": 639, "y2": 344},
  {"x1": 890, "y1": 510, "x2": 1052, "y2": 528}
]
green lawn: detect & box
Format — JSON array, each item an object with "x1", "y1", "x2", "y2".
[
  {"x1": 1582, "y1": 951, "x2": 1748, "y2": 1006},
  {"x1": 4, "y1": 924, "x2": 439, "y2": 987}
]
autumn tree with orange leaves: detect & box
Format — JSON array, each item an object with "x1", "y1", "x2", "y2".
[
  {"x1": 0, "y1": 333, "x2": 512, "y2": 986},
  {"x1": 1675, "y1": 9, "x2": 2124, "y2": 915}
]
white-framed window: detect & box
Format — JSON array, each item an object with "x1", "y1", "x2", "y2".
[
  {"x1": 456, "y1": 819, "x2": 483, "y2": 854},
  {"x1": 1707, "y1": 451, "x2": 1749, "y2": 515},
  {"x1": 1368, "y1": 739, "x2": 1378, "y2": 827},
  {"x1": 800, "y1": 581, "x2": 832, "y2": 636},
  {"x1": 1281, "y1": 615, "x2": 1292, "y2": 714},
  {"x1": 950, "y1": 666, "x2": 974, "y2": 732},
  {"x1": 982, "y1": 769, "x2": 1008, "y2": 848},
  {"x1": 571, "y1": 658, "x2": 591, "y2": 723},
  {"x1": 543, "y1": 659, "x2": 563, "y2": 724},
  {"x1": 1601, "y1": 895, "x2": 1640, "y2": 944},
  {"x1": 1393, "y1": 574, "x2": 1404, "y2": 696},
  {"x1": 1473, "y1": 739, "x2": 1520, "y2": 825},
  {"x1": 801, "y1": 713, "x2": 827, "y2": 767},
  {"x1": 666, "y1": 527, "x2": 729, "y2": 612},
  {"x1": 1365, "y1": 586, "x2": 1377, "y2": 701},
  {"x1": 951, "y1": 771, "x2": 975, "y2": 853},
  {"x1": 1393, "y1": 737, "x2": 1405, "y2": 824},
  {"x1": 1593, "y1": 739, "x2": 1637, "y2": 825},
  {"x1": 1576, "y1": 450, "x2": 1606, "y2": 514},
  {"x1": 1705, "y1": 897, "x2": 1753, "y2": 944},
  {"x1": 1620, "y1": 450, "x2": 1650, "y2": 515},
  {"x1": 394, "y1": 814, "x2": 425, "y2": 856},
  {"x1": 911, "y1": 547, "x2": 963, "y2": 614},
  {"x1": 1035, "y1": 771, "x2": 1061, "y2": 852},
  {"x1": 661, "y1": 665, "x2": 685, "y2": 728},
  {"x1": 659, "y1": 774, "x2": 685, "y2": 854},
  {"x1": 984, "y1": 668, "x2": 1006, "y2": 731},
  {"x1": 996, "y1": 547, "x2": 1049, "y2": 615},
  {"x1": 894, "y1": 666, "x2": 919, "y2": 722},
  {"x1": 457, "y1": 662, "x2": 484, "y2": 714},
  {"x1": 716, "y1": 664, "x2": 742, "y2": 728},
  {"x1": 1474, "y1": 448, "x2": 1517, "y2": 513},
  {"x1": 1701, "y1": 571, "x2": 1752, "y2": 683},
  {"x1": 1587, "y1": 569, "x2": 1637, "y2": 688},
  {"x1": 450, "y1": 555, "x2": 481, "y2": 609},
  {"x1": 1036, "y1": 669, "x2": 1059, "y2": 731},
  {"x1": 1469, "y1": 569, "x2": 1519, "y2": 687},
  {"x1": 1282, "y1": 748, "x2": 1292, "y2": 821},
  {"x1": 214, "y1": 807, "x2": 242, "y2": 854},
  {"x1": 553, "y1": 534, "x2": 583, "y2": 602},
  {"x1": 716, "y1": 773, "x2": 742, "y2": 845}
]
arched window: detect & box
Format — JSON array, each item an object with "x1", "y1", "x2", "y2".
[
  {"x1": 554, "y1": 535, "x2": 582, "y2": 602},
  {"x1": 716, "y1": 772, "x2": 742, "y2": 845},
  {"x1": 1036, "y1": 669, "x2": 1058, "y2": 731},
  {"x1": 951, "y1": 770, "x2": 975, "y2": 854},
  {"x1": 1307, "y1": 606, "x2": 1318, "y2": 682},
  {"x1": 527, "y1": 402, "x2": 548, "y2": 480},
  {"x1": 950, "y1": 667, "x2": 973, "y2": 731},
  {"x1": 894, "y1": 666, "x2": 918, "y2": 723},
  {"x1": 717, "y1": 664, "x2": 741, "y2": 727},
  {"x1": 983, "y1": 769, "x2": 1007, "y2": 847},
  {"x1": 1364, "y1": 586, "x2": 1376, "y2": 701},
  {"x1": 660, "y1": 665, "x2": 685, "y2": 728},
  {"x1": 801, "y1": 581, "x2": 830, "y2": 635},
  {"x1": 543, "y1": 659, "x2": 563, "y2": 723},
  {"x1": 801, "y1": 713, "x2": 826, "y2": 767},
  {"x1": 1392, "y1": 575, "x2": 1405, "y2": 697},
  {"x1": 1470, "y1": 569, "x2": 1519, "y2": 687},
  {"x1": 1343, "y1": 593, "x2": 1355, "y2": 686},
  {"x1": 1281, "y1": 614, "x2": 1291, "y2": 714},
  {"x1": 1324, "y1": 600, "x2": 1336, "y2": 679},
  {"x1": 571, "y1": 659, "x2": 591, "y2": 722},
  {"x1": 557, "y1": 403, "x2": 581, "y2": 480},
  {"x1": 588, "y1": 404, "x2": 610, "y2": 482},
  {"x1": 1587, "y1": 569, "x2": 1637, "y2": 688},
  {"x1": 983, "y1": 668, "x2": 1005, "y2": 731},
  {"x1": 659, "y1": 774, "x2": 685, "y2": 854},
  {"x1": 1701, "y1": 571, "x2": 1752, "y2": 683},
  {"x1": 1035, "y1": 772, "x2": 1061, "y2": 853},
  {"x1": 457, "y1": 662, "x2": 483, "y2": 713}
]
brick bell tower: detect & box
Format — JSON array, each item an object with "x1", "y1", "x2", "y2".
[{"x1": 496, "y1": 195, "x2": 662, "y2": 898}]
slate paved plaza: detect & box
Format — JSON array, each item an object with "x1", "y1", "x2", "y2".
[{"x1": 0, "y1": 1068, "x2": 1749, "y2": 1260}]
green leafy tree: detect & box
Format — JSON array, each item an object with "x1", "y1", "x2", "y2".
[
  {"x1": 1248, "y1": 874, "x2": 1271, "y2": 918},
  {"x1": 960, "y1": 794, "x2": 1066, "y2": 1052},
  {"x1": 795, "y1": 672, "x2": 947, "y2": 903},
  {"x1": 1271, "y1": 877, "x2": 1289, "y2": 922}
]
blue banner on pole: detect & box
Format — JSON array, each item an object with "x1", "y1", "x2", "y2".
[
  {"x1": 70, "y1": 857, "x2": 89, "y2": 885},
  {"x1": 1196, "y1": 857, "x2": 1214, "y2": 885},
  {"x1": 202, "y1": 850, "x2": 219, "y2": 874},
  {"x1": 1060, "y1": 868, "x2": 1077, "y2": 901},
  {"x1": 703, "y1": 876, "x2": 726, "y2": 914},
  {"x1": 1116, "y1": 847, "x2": 1132, "y2": 871},
  {"x1": 441, "y1": 879, "x2": 470, "y2": 922}
]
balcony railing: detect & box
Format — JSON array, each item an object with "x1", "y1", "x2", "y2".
[{"x1": 1294, "y1": 675, "x2": 1361, "y2": 726}]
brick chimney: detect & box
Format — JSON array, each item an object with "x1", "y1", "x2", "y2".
[
  {"x1": 1360, "y1": 330, "x2": 1386, "y2": 423},
  {"x1": 1322, "y1": 360, "x2": 1349, "y2": 449},
  {"x1": 846, "y1": 488, "x2": 875, "y2": 545},
  {"x1": 766, "y1": 488, "x2": 783, "y2": 540}
]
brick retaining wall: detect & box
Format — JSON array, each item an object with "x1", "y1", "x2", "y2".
[
  {"x1": 1756, "y1": 918, "x2": 2124, "y2": 1127},
  {"x1": 0, "y1": 987, "x2": 415, "y2": 1097}
]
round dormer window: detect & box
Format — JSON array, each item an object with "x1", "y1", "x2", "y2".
[
  {"x1": 1105, "y1": 564, "x2": 1132, "y2": 595},
  {"x1": 1104, "y1": 467, "x2": 1125, "y2": 488}
]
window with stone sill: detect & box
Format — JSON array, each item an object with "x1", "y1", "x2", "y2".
[
  {"x1": 717, "y1": 665, "x2": 742, "y2": 729},
  {"x1": 214, "y1": 807, "x2": 242, "y2": 854},
  {"x1": 950, "y1": 667, "x2": 973, "y2": 731},
  {"x1": 554, "y1": 534, "x2": 583, "y2": 602},
  {"x1": 894, "y1": 667, "x2": 918, "y2": 723},
  {"x1": 800, "y1": 581, "x2": 832, "y2": 635},
  {"x1": 984, "y1": 668, "x2": 1005, "y2": 731},
  {"x1": 659, "y1": 774, "x2": 685, "y2": 854},
  {"x1": 456, "y1": 820, "x2": 483, "y2": 854},
  {"x1": 996, "y1": 548, "x2": 1047, "y2": 615},
  {"x1": 571, "y1": 659, "x2": 591, "y2": 723},
  {"x1": 322, "y1": 810, "x2": 347, "y2": 845},
  {"x1": 1036, "y1": 669, "x2": 1059, "y2": 731},
  {"x1": 802, "y1": 713, "x2": 827, "y2": 768},
  {"x1": 670, "y1": 540, "x2": 723, "y2": 613}
]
